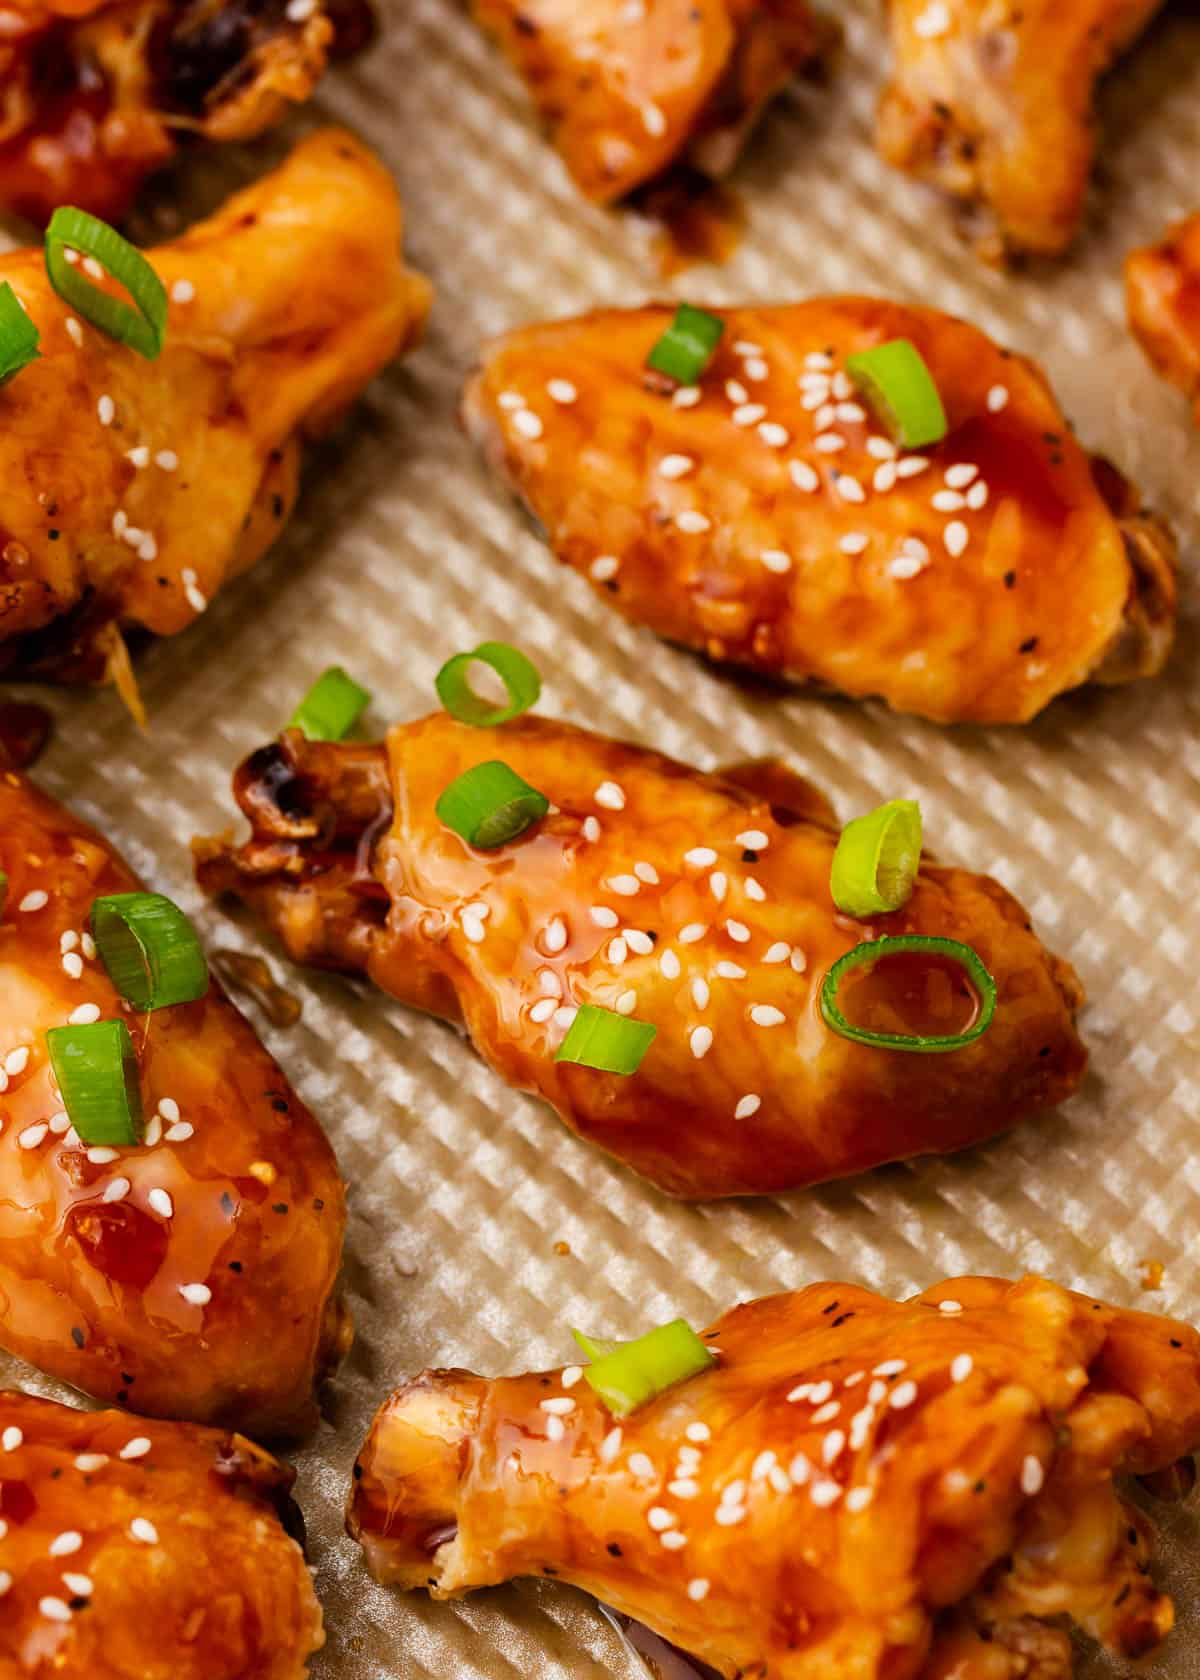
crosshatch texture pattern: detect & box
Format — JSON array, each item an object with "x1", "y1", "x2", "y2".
[{"x1": 2, "y1": 1, "x2": 1200, "y2": 1675}]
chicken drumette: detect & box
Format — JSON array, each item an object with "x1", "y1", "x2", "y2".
[
  {"x1": 464, "y1": 298, "x2": 1176, "y2": 725},
  {"x1": 0, "y1": 770, "x2": 349, "y2": 1436},
  {"x1": 877, "y1": 0, "x2": 1167, "y2": 258},
  {"x1": 1126, "y1": 212, "x2": 1200, "y2": 428},
  {"x1": 195, "y1": 711, "x2": 1085, "y2": 1198},
  {"x1": 0, "y1": 126, "x2": 430, "y2": 716},
  {"x1": 0, "y1": 1388, "x2": 322, "y2": 1678},
  {"x1": 349, "y1": 1274, "x2": 1200, "y2": 1680},
  {"x1": 0, "y1": 0, "x2": 371, "y2": 225},
  {"x1": 471, "y1": 0, "x2": 827, "y2": 206}
]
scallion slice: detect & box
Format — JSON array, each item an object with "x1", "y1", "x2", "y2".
[
  {"x1": 845, "y1": 339, "x2": 947, "y2": 449},
  {"x1": 646, "y1": 304, "x2": 724, "y2": 386},
  {"x1": 555, "y1": 1003, "x2": 656, "y2": 1074},
  {"x1": 830, "y1": 799, "x2": 922, "y2": 916},
  {"x1": 572, "y1": 1328, "x2": 620, "y2": 1361},
  {"x1": 435, "y1": 642, "x2": 541, "y2": 727},
  {"x1": 289, "y1": 666, "x2": 371, "y2": 741},
  {"x1": 820, "y1": 934, "x2": 997, "y2": 1053},
  {"x1": 576, "y1": 1318, "x2": 715, "y2": 1417},
  {"x1": 44, "y1": 208, "x2": 167, "y2": 360},
  {"x1": 0, "y1": 283, "x2": 40, "y2": 387},
  {"x1": 90, "y1": 892, "x2": 209, "y2": 1012},
  {"x1": 436, "y1": 760, "x2": 549, "y2": 849},
  {"x1": 45, "y1": 1019, "x2": 143, "y2": 1145}
]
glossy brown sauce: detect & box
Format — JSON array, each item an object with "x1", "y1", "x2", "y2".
[
  {"x1": 212, "y1": 949, "x2": 302, "y2": 1028},
  {"x1": 837, "y1": 950, "x2": 981, "y2": 1041},
  {"x1": 0, "y1": 701, "x2": 51, "y2": 770}
]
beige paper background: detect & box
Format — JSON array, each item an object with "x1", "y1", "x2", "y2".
[{"x1": 4, "y1": 1, "x2": 1200, "y2": 1673}]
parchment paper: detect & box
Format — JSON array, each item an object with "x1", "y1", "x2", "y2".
[{"x1": 3, "y1": 1, "x2": 1200, "y2": 1674}]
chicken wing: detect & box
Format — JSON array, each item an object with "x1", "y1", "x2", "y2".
[
  {"x1": 194, "y1": 711, "x2": 1085, "y2": 1198},
  {"x1": 347, "y1": 1274, "x2": 1200, "y2": 1680},
  {"x1": 0, "y1": 0, "x2": 371, "y2": 226},
  {"x1": 1126, "y1": 213, "x2": 1200, "y2": 427},
  {"x1": 463, "y1": 299, "x2": 1176, "y2": 725},
  {"x1": 876, "y1": 0, "x2": 1167, "y2": 258},
  {"x1": 0, "y1": 1387, "x2": 322, "y2": 1678},
  {"x1": 471, "y1": 0, "x2": 826, "y2": 205},
  {"x1": 0, "y1": 769, "x2": 350, "y2": 1437},
  {"x1": 0, "y1": 126, "x2": 430, "y2": 715}
]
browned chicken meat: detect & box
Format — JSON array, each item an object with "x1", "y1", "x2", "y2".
[
  {"x1": 877, "y1": 0, "x2": 1168, "y2": 258},
  {"x1": 348, "y1": 1274, "x2": 1200, "y2": 1680},
  {"x1": 1126, "y1": 212, "x2": 1200, "y2": 427},
  {"x1": 463, "y1": 298, "x2": 1176, "y2": 724},
  {"x1": 0, "y1": 0, "x2": 372, "y2": 226},
  {"x1": 0, "y1": 126, "x2": 430, "y2": 716},
  {"x1": 194, "y1": 711, "x2": 1086, "y2": 1198},
  {"x1": 0, "y1": 1388, "x2": 322, "y2": 1678},
  {"x1": 0, "y1": 770, "x2": 350, "y2": 1437},
  {"x1": 471, "y1": 0, "x2": 827, "y2": 205}
]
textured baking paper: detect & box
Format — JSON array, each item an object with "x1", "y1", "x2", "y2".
[{"x1": 3, "y1": 2, "x2": 1200, "y2": 1674}]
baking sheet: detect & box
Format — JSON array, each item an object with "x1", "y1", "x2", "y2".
[{"x1": 4, "y1": 0, "x2": 1200, "y2": 1674}]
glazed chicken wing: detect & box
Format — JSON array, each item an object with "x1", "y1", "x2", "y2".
[
  {"x1": 471, "y1": 0, "x2": 826, "y2": 205},
  {"x1": 1126, "y1": 213, "x2": 1200, "y2": 427},
  {"x1": 194, "y1": 711, "x2": 1085, "y2": 1198},
  {"x1": 464, "y1": 300, "x2": 1176, "y2": 726},
  {"x1": 0, "y1": 126, "x2": 430, "y2": 716},
  {"x1": 348, "y1": 1274, "x2": 1200, "y2": 1680},
  {"x1": 0, "y1": 1388, "x2": 322, "y2": 1678},
  {"x1": 0, "y1": 770, "x2": 349, "y2": 1436},
  {"x1": 0, "y1": 0, "x2": 371, "y2": 226},
  {"x1": 876, "y1": 0, "x2": 1167, "y2": 258}
]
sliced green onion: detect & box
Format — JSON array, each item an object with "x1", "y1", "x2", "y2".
[
  {"x1": 646, "y1": 304, "x2": 724, "y2": 385},
  {"x1": 289, "y1": 666, "x2": 371, "y2": 741},
  {"x1": 44, "y1": 208, "x2": 167, "y2": 360},
  {"x1": 555, "y1": 1003, "x2": 656, "y2": 1074},
  {"x1": 845, "y1": 339, "x2": 947, "y2": 449},
  {"x1": 830, "y1": 799, "x2": 922, "y2": 917},
  {"x1": 45, "y1": 1019, "x2": 143, "y2": 1145},
  {"x1": 0, "y1": 283, "x2": 40, "y2": 387},
  {"x1": 577, "y1": 1319, "x2": 715, "y2": 1417},
  {"x1": 435, "y1": 642, "x2": 541, "y2": 727},
  {"x1": 572, "y1": 1328, "x2": 620, "y2": 1361},
  {"x1": 436, "y1": 760, "x2": 549, "y2": 849},
  {"x1": 90, "y1": 892, "x2": 209, "y2": 1012},
  {"x1": 820, "y1": 934, "x2": 997, "y2": 1054}
]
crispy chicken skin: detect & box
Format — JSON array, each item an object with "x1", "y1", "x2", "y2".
[
  {"x1": 1126, "y1": 213, "x2": 1200, "y2": 426},
  {"x1": 463, "y1": 299, "x2": 1177, "y2": 726},
  {"x1": 347, "y1": 1275, "x2": 1200, "y2": 1680},
  {"x1": 877, "y1": 0, "x2": 1167, "y2": 258},
  {"x1": 0, "y1": 127, "x2": 430, "y2": 711},
  {"x1": 194, "y1": 713, "x2": 1086, "y2": 1198},
  {"x1": 0, "y1": 0, "x2": 370, "y2": 226},
  {"x1": 0, "y1": 770, "x2": 350, "y2": 1437},
  {"x1": 471, "y1": 0, "x2": 826, "y2": 204},
  {"x1": 0, "y1": 1388, "x2": 323, "y2": 1678}
]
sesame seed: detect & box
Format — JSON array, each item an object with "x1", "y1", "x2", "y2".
[
  {"x1": 634, "y1": 861, "x2": 658, "y2": 884},
  {"x1": 874, "y1": 462, "x2": 898, "y2": 493},
  {"x1": 629, "y1": 1452, "x2": 655, "y2": 1479},
  {"x1": 733, "y1": 340, "x2": 762, "y2": 355},
  {"x1": 529, "y1": 998, "x2": 556, "y2": 1023},
  {"x1": 734, "y1": 1094, "x2": 761, "y2": 1119},
  {"x1": 660, "y1": 1530, "x2": 687, "y2": 1549},
  {"x1": 39, "y1": 1597, "x2": 72, "y2": 1622},
  {"x1": 836, "y1": 403, "x2": 867, "y2": 424},
  {"x1": 81, "y1": 934, "x2": 95, "y2": 959},
  {"x1": 658, "y1": 454, "x2": 695, "y2": 479},
  {"x1": 547, "y1": 380, "x2": 577, "y2": 404},
  {"x1": 685, "y1": 1422, "x2": 710, "y2": 1442},
  {"x1": 758, "y1": 422, "x2": 789, "y2": 448},
  {"x1": 811, "y1": 1401, "x2": 840, "y2": 1424},
  {"x1": 606, "y1": 875, "x2": 640, "y2": 896},
  {"x1": 126, "y1": 446, "x2": 150, "y2": 468},
  {"x1": 951, "y1": 1354, "x2": 973, "y2": 1383},
  {"x1": 725, "y1": 921, "x2": 750, "y2": 943},
  {"x1": 709, "y1": 872, "x2": 727, "y2": 902},
  {"x1": 822, "y1": 1430, "x2": 846, "y2": 1465},
  {"x1": 966, "y1": 480, "x2": 989, "y2": 510},
  {"x1": 688, "y1": 1579, "x2": 710, "y2": 1602},
  {"x1": 868, "y1": 1381, "x2": 887, "y2": 1406},
  {"x1": 97, "y1": 394, "x2": 115, "y2": 426},
  {"x1": 541, "y1": 1397, "x2": 575, "y2": 1415},
  {"x1": 2, "y1": 1427, "x2": 22, "y2": 1451},
  {"x1": 986, "y1": 384, "x2": 1009, "y2": 412},
  {"x1": 750, "y1": 1005, "x2": 784, "y2": 1027},
  {"x1": 678, "y1": 923, "x2": 706, "y2": 944},
  {"x1": 512, "y1": 409, "x2": 543, "y2": 440},
  {"x1": 714, "y1": 1505, "x2": 744, "y2": 1526},
  {"x1": 690, "y1": 1026, "x2": 713, "y2": 1059},
  {"x1": 129, "y1": 1518, "x2": 158, "y2": 1544},
  {"x1": 462, "y1": 914, "x2": 486, "y2": 944},
  {"x1": 889, "y1": 554, "x2": 927, "y2": 581},
  {"x1": 944, "y1": 521, "x2": 969, "y2": 557},
  {"x1": 814, "y1": 403, "x2": 837, "y2": 431},
  {"x1": 815, "y1": 432, "x2": 846, "y2": 453},
  {"x1": 761, "y1": 549, "x2": 792, "y2": 574},
  {"x1": 874, "y1": 1360, "x2": 906, "y2": 1377},
  {"x1": 889, "y1": 1381, "x2": 918, "y2": 1410},
  {"x1": 938, "y1": 1299, "x2": 963, "y2": 1315},
  {"x1": 896, "y1": 456, "x2": 930, "y2": 478},
  {"x1": 144, "y1": 1116, "x2": 163, "y2": 1146},
  {"x1": 561, "y1": 1365, "x2": 583, "y2": 1390},
  {"x1": 751, "y1": 1450, "x2": 776, "y2": 1480},
  {"x1": 647, "y1": 1507, "x2": 676, "y2": 1531},
  {"x1": 932, "y1": 490, "x2": 965, "y2": 512},
  {"x1": 607, "y1": 937, "x2": 628, "y2": 965},
  {"x1": 660, "y1": 949, "x2": 682, "y2": 979},
  {"x1": 155, "y1": 450, "x2": 179, "y2": 471},
  {"x1": 763, "y1": 941, "x2": 790, "y2": 963},
  {"x1": 715, "y1": 961, "x2": 746, "y2": 979},
  {"x1": 789, "y1": 460, "x2": 820, "y2": 492},
  {"x1": 744, "y1": 359, "x2": 768, "y2": 382},
  {"x1": 148, "y1": 1188, "x2": 173, "y2": 1219},
  {"x1": 810, "y1": 1480, "x2": 842, "y2": 1507},
  {"x1": 170, "y1": 279, "x2": 195, "y2": 304},
  {"x1": 102, "y1": 1178, "x2": 130, "y2": 1203},
  {"x1": 691, "y1": 978, "x2": 710, "y2": 1010},
  {"x1": 808, "y1": 1381, "x2": 833, "y2": 1403},
  {"x1": 498, "y1": 391, "x2": 523, "y2": 410},
  {"x1": 846, "y1": 1486, "x2": 874, "y2": 1512},
  {"x1": 61, "y1": 1574, "x2": 92, "y2": 1597},
  {"x1": 801, "y1": 387, "x2": 829, "y2": 411},
  {"x1": 553, "y1": 1006, "x2": 578, "y2": 1030},
  {"x1": 673, "y1": 387, "x2": 701, "y2": 408},
  {"x1": 720, "y1": 1479, "x2": 746, "y2": 1506},
  {"x1": 65, "y1": 317, "x2": 83, "y2": 346},
  {"x1": 625, "y1": 930, "x2": 653, "y2": 955},
  {"x1": 4, "y1": 1047, "x2": 28, "y2": 1077},
  {"x1": 726, "y1": 380, "x2": 748, "y2": 404},
  {"x1": 86, "y1": 1147, "x2": 118, "y2": 1164},
  {"x1": 49, "y1": 1531, "x2": 82, "y2": 1556},
  {"x1": 74, "y1": 1453, "x2": 107, "y2": 1472},
  {"x1": 583, "y1": 817, "x2": 601, "y2": 842},
  {"x1": 18, "y1": 1123, "x2": 47, "y2": 1149},
  {"x1": 62, "y1": 954, "x2": 85, "y2": 980},
  {"x1": 287, "y1": 0, "x2": 317, "y2": 19},
  {"x1": 19, "y1": 890, "x2": 48, "y2": 912},
  {"x1": 543, "y1": 916, "x2": 568, "y2": 952},
  {"x1": 733, "y1": 404, "x2": 766, "y2": 427},
  {"x1": 839, "y1": 532, "x2": 869, "y2": 555},
  {"x1": 834, "y1": 475, "x2": 865, "y2": 504},
  {"x1": 641, "y1": 102, "x2": 667, "y2": 136},
  {"x1": 914, "y1": 0, "x2": 950, "y2": 36},
  {"x1": 805, "y1": 352, "x2": 833, "y2": 370},
  {"x1": 1021, "y1": 1456, "x2": 1044, "y2": 1495},
  {"x1": 789, "y1": 1453, "x2": 812, "y2": 1484},
  {"x1": 48, "y1": 1112, "x2": 70, "y2": 1134},
  {"x1": 600, "y1": 1429, "x2": 623, "y2": 1462},
  {"x1": 685, "y1": 847, "x2": 718, "y2": 868},
  {"x1": 179, "y1": 1283, "x2": 211, "y2": 1306},
  {"x1": 944, "y1": 463, "x2": 978, "y2": 489},
  {"x1": 668, "y1": 1478, "x2": 700, "y2": 1498},
  {"x1": 675, "y1": 510, "x2": 711, "y2": 533},
  {"x1": 849, "y1": 1407, "x2": 874, "y2": 1449},
  {"x1": 595, "y1": 782, "x2": 625, "y2": 810}
]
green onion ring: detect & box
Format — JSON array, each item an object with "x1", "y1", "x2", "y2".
[
  {"x1": 845, "y1": 339, "x2": 947, "y2": 450},
  {"x1": 90, "y1": 892, "x2": 209, "y2": 1012},
  {"x1": 577, "y1": 1318, "x2": 715, "y2": 1417},
  {"x1": 289, "y1": 665, "x2": 372, "y2": 741},
  {"x1": 45, "y1": 1018, "x2": 143, "y2": 1145},
  {"x1": 435, "y1": 642, "x2": 541, "y2": 727},
  {"x1": 646, "y1": 304, "x2": 724, "y2": 386},
  {"x1": 830, "y1": 799, "x2": 922, "y2": 917},
  {"x1": 0, "y1": 283, "x2": 40, "y2": 388},
  {"x1": 436, "y1": 760, "x2": 549, "y2": 849},
  {"x1": 555, "y1": 1003, "x2": 657, "y2": 1074},
  {"x1": 44, "y1": 208, "x2": 167, "y2": 360},
  {"x1": 820, "y1": 934, "x2": 997, "y2": 1053}
]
